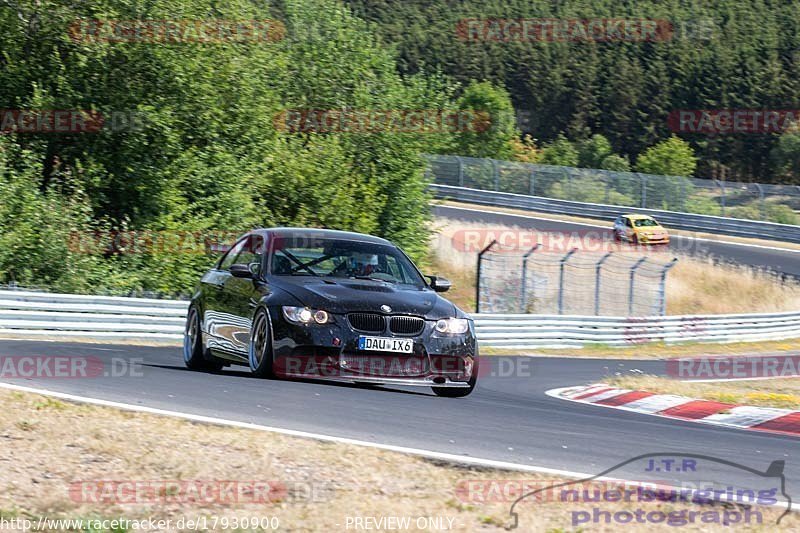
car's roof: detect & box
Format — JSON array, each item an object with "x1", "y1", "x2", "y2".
[
  {"x1": 250, "y1": 227, "x2": 393, "y2": 246},
  {"x1": 622, "y1": 214, "x2": 656, "y2": 220}
]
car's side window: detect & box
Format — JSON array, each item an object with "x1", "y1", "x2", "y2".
[
  {"x1": 218, "y1": 238, "x2": 248, "y2": 271},
  {"x1": 235, "y1": 235, "x2": 264, "y2": 268}
]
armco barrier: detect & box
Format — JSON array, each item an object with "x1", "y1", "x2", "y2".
[
  {"x1": 431, "y1": 184, "x2": 800, "y2": 244},
  {"x1": 0, "y1": 290, "x2": 798, "y2": 349},
  {"x1": 472, "y1": 312, "x2": 800, "y2": 349},
  {"x1": 0, "y1": 290, "x2": 186, "y2": 342}
]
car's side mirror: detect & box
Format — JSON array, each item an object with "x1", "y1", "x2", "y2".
[
  {"x1": 428, "y1": 276, "x2": 451, "y2": 293},
  {"x1": 230, "y1": 263, "x2": 253, "y2": 279}
]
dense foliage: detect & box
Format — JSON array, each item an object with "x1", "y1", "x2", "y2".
[
  {"x1": 0, "y1": 0, "x2": 511, "y2": 295},
  {"x1": 346, "y1": 0, "x2": 800, "y2": 184}
]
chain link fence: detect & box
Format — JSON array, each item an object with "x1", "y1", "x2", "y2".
[
  {"x1": 477, "y1": 245, "x2": 677, "y2": 316},
  {"x1": 426, "y1": 154, "x2": 800, "y2": 224}
]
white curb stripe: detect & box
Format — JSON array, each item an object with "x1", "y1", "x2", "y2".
[
  {"x1": 621, "y1": 394, "x2": 692, "y2": 413},
  {"x1": 702, "y1": 406, "x2": 794, "y2": 428},
  {"x1": 548, "y1": 384, "x2": 800, "y2": 436},
  {"x1": 574, "y1": 388, "x2": 632, "y2": 402}
]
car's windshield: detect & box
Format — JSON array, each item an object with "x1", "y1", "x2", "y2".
[
  {"x1": 634, "y1": 218, "x2": 660, "y2": 228},
  {"x1": 270, "y1": 237, "x2": 426, "y2": 287}
]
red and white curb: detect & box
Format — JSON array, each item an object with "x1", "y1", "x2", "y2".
[{"x1": 547, "y1": 383, "x2": 800, "y2": 437}]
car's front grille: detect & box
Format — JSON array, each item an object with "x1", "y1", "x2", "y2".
[
  {"x1": 347, "y1": 313, "x2": 385, "y2": 333},
  {"x1": 340, "y1": 354, "x2": 428, "y2": 377},
  {"x1": 389, "y1": 315, "x2": 425, "y2": 336}
]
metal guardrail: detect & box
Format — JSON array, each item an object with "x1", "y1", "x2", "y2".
[
  {"x1": 0, "y1": 290, "x2": 798, "y2": 349},
  {"x1": 473, "y1": 312, "x2": 800, "y2": 349},
  {"x1": 0, "y1": 291, "x2": 186, "y2": 342},
  {"x1": 431, "y1": 184, "x2": 800, "y2": 244}
]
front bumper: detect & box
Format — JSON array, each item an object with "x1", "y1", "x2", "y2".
[
  {"x1": 268, "y1": 308, "x2": 477, "y2": 388},
  {"x1": 636, "y1": 233, "x2": 670, "y2": 245}
]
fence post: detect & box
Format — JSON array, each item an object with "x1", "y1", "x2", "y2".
[
  {"x1": 594, "y1": 252, "x2": 614, "y2": 316},
  {"x1": 658, "y1": 258, "x2": 679, "y2": 316},
  {"x1": 456, "y1": 156, "x2": 464, "y2": 187},
  {"x1": 520, "y1": 244, "x2": 540, "y2": 313},
  {"x1": 557, "y1": 248, "x2": 578, "y2": 315},
  {"x1": 639, "y1": 173, "x2": 648, "y2": 209},
  {"x1": 491, "y1": 159, "x2": 499, "y2": 191},
  {"x1": 475, "y1": 240, "x2": 497, "y2": 314},
  {"x1": 529, "y1": 166, "x2": 535, "y2": 196},
  {"x1": 680, "y1": 178, "x2": 687, "y2": 212},
  {"x1": 628, "y1": 257, "x2": 648, "y2": 316},
  {"x1": 561, "y1": 168, "x2": 572, "y2": 199},
  {"x1": 755, "y1": 183, "x2": 765, "y2": 220}
]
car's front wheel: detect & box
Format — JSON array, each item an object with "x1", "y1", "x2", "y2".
[
  {"x1": 184, "y1": 306, "x2": 223, "y2": 372},
  {"x1": 432, "y1": 357, "x2": 478, "y2": 398},
  {"x1": 248, "y1": 308, "x2": 275, "y2": 378}
]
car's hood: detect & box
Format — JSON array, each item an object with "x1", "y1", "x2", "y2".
[
  {"x1": 638, "y1": 226, "x2": 666, "y2": 233},
  {"x1": 269, "y1": 277, "x2": 459, "y2": 318}
]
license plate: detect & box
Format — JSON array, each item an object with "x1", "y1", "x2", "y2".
[{"x1": 357, "y1": 336, "x2": 413, "y2": 354}]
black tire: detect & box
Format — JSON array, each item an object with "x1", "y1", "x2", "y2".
[
  {"x1": 248, "y1": 308, "x2": 275, "y2": 378},
  {"x1": 184, "y1": 306, "x2": 223, "y2": 371},
  {"x1": 432, "y1": 357, "x2": 478, "y2": 398}
]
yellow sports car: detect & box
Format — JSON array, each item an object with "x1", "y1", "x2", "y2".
[{"x1": 612, "y1": 214, "x2": 670, "y2": 245}]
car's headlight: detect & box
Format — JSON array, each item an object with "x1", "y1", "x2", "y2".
[
  {"x1": 282, "y1": 306, "x2": 331, "y2": 324},
  {"x1": 434, "y1": 318, "x2": 469, "y2": 334}
]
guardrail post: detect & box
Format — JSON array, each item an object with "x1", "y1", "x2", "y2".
[
  {"x1": 658, "y1": 258, "x2": 679, "y2": 316},
  {"x1": 475, "y1": 240, "x2": 497, "y2": 314},
  {"x1": 628, "y1": 257, "x2": 648, "y2": 316},
  {"x1": 594, "y1": 252, "x2": 613, "y2": 315},
  {"x1": 557, "y1": 248, "x2": 578, "y2": 315},
  {"x1": 520, "y1": 244, "x2": 540, "y2": 313},
  {"x1": 456, "y1": 156, "x2": 464, "y2": 187}
]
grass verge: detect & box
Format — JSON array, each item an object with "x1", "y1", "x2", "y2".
[
  {"x1": 522, "y1": 339, "x2": 800, "y2": 359},
  {"x1": 1, "y1": 388, "x2": 795, "y2": 531}
]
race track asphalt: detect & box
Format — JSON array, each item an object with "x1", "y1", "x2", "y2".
[{"x1": 1, "y1": 339, "x2": 796, "y2": 501}]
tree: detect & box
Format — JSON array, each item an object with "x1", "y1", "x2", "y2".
[
  {"x1": 578, "y1": 134, "x2": 631, "y2": 171},
  {"x1": 770, "y1": 129, "x2": 800, "y2": 183},
  {"x1": 539, "y1": 134, "x2": 578, "y2": 167},
  {"x1": 451, "y1": 81, "x2": 518, "y2": 160},
  {"x1": 636, "y1": 136, "x2": 698, "y2": 177}
]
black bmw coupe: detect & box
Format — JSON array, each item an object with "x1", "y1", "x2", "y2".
[{"x1": 184, "y1": 228, "x2": 478, "y2": 397}]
